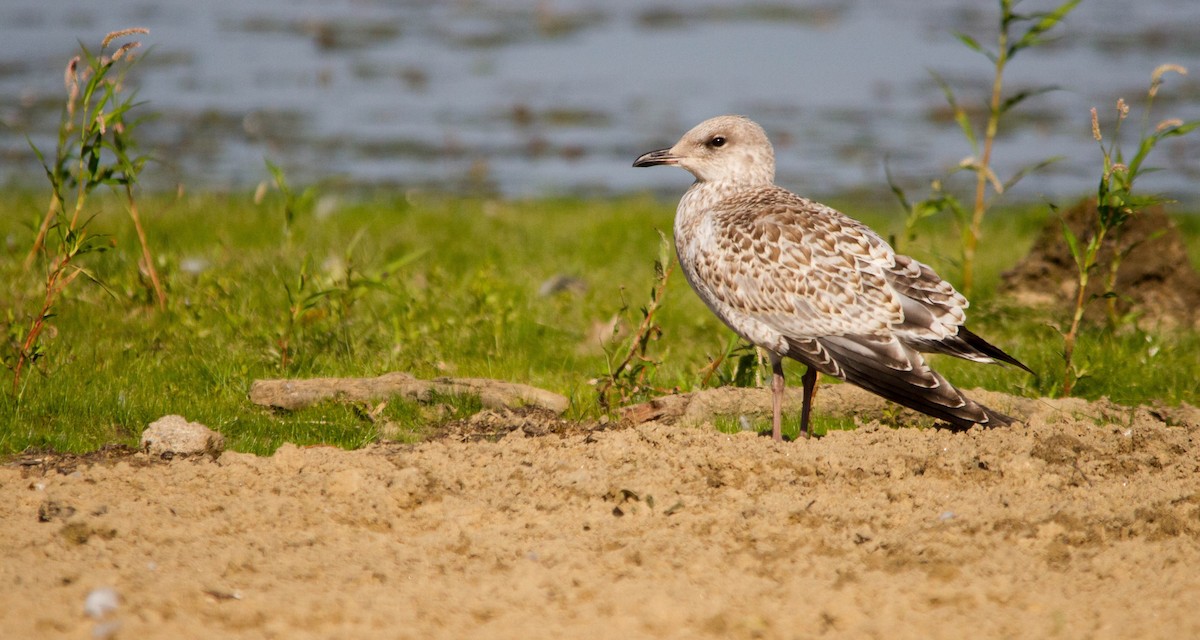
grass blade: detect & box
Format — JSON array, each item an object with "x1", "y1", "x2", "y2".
[
  {"x1": 953, "y1": 31, "x2": 996, "y2": 62},
  {"x1": 928, "y1": 69, "x2": 978, "y2": 154},
  {"x1": 1009, "y1": 0, "x2": 1081, "y2": 58},
  {"x1": 1000, "y1": 85, "x2": 1059, "y2": 115}
]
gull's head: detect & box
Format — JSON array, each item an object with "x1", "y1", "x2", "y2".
[{"x1": 633, "y1": 115, "x2": 775, "y2": 186}]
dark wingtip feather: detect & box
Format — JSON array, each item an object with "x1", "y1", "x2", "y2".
[
  {"x1": 980, "y1": 406, "x2": 1016, "y2": 428},
  {"x1": 937, "y1": 408, "x2": 1013, "y2": 431},
  {"x1": 957, "y1": 327, "x2": 1035, "y2": 375},
  {"x1": 805, "y1": 335, "x2": 1021, "y2": 431}
]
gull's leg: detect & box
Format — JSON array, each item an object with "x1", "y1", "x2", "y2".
[
  {"x1": 770, "y1": 355, "x2": 785, "y2": 442},
  {"x1": 799, "y1": 366, "x2": 817, "y2": 439}
]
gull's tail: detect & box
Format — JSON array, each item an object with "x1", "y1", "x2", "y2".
[{"x1": 788, "y1": 334, "x2": 1016, "y2": 429}]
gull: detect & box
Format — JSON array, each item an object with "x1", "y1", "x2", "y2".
[{"x1": 634, "y1": 115, "x2": 1032, "y2": 441}]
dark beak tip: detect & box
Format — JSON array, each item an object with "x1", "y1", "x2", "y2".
[{"x1": 633, "y1": 148, "x2": 677, "y2": 168}]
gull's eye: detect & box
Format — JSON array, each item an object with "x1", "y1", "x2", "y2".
[{"x1": 709, "y1": 135, "x2": 726, "y2": 148}]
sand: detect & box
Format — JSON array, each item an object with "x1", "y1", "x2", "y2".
[{"x1": 3, "y1": 392, "x2": 1200, "y2": 639}]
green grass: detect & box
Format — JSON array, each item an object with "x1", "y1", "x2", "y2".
[
  {"x1": 2, "y1": 189, "x2": 1198, "y2": 455},
  {"x1": 713, "y1": 413, "x2": 859, "y2": 441}
]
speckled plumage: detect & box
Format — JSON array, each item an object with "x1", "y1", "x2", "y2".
[{"x1": 634, "y1": 115, "x2": 1031, "y2": 440}]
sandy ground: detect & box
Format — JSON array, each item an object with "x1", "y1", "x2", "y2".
[{"x1": 3, "y1": 389, "x2": 1200, "y2": 639}]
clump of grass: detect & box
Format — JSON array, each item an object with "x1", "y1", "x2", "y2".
[
  {"x1": 11, "y1": 28, "x2": 161, "y2": 395},
  {"x1": 889, "y1": 0, "x2": 1078, "y2": 295},
  {"x1": 698, "y1": 336, "x2": 764, "y2": 390},
  {"x1": 1057, "y1": 65, "x2": 1199, "y2": 395},
  {"x1": 260, "y1": 158, "x2": 318, "y2": 247},
  {"x1": 593, "y1": 230, "x2": 676, "y2": 411},
  {"x1": 272, "y1": 230, "x2": 421, "y2": 373},
  {"x1": 713, "y1": 412, "x2": 856, "y2": 440},
  {"x1": 258, "y1": 165, "x2": 425, "y2": 373}
]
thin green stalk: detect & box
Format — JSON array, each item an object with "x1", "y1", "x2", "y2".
[
  {"x1": 1060, "y1": 225, "x2": 1106, "y2": 396},
  {"x1": 125, "y1": 184, "x2": 166, "y2": 310},
  {"x1": 890, "y1": 0, "x2": 1077, "y2": 290},
  {"x1": 963, "y1": 30, "x2": 1008, "y2": 297}
]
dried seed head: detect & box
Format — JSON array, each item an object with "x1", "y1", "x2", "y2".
[
  {"x1": 65, "y1": 56, "x2": 81, "y2": 119},
  {"x1": 101, "y1": 27, "x2": 149, "y2": 50},
  {"x1": 1156, "y1": 118, "x2": 1184, "y2": 132},
  {"x1": 111, "y1": 41, "x2": 141, "y2": 62},
  {"x1": 67, "y1": 81, "x2": 79, "y2": 118},
  {"x1": 1090, "y1": 107, "x2": 1101, "y2": 142},
  {"x1": 64, "y1": 56, "x2": 79, "y2": 90},
  {"x1": 1149, "y1": 63, "x2": 1187, "y2": 97},
  {"x1": 1103, "y1": 162, "x2": 1117, "y2": 182},
  {"x1": 1116, "y1": 98, "x2": 1129, "y2": 120}
]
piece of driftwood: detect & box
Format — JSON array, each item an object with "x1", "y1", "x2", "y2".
[{"x1": 249, "y1": 372, "x2": 570, "y2": 415}]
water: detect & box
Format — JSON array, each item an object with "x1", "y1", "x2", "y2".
[{"x1": 2, "y1": 0, "x2": 1198, "y2": 204}]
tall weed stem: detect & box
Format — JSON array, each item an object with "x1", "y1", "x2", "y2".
[
  {"x1": 12, "y1": 28, "x2": 156, "y2": 393},
  {"x1": 1058, "y1": 66, "x2": 1198, "y2": 395}
]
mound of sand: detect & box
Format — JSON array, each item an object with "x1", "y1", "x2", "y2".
[{"x1": 1000, "y1": 199, "x2": 1200, "y2": 330}]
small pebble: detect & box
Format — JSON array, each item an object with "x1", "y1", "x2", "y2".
[{"x1": 84, "y1": 586, "x2": 120, "y2": 619}]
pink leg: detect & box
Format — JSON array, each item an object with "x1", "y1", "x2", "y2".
[
  {"x1": 799, "y1": 366, "x2": 817, "y2": 439},
  {"x1": 771, "y1": 357, "x2": 785, "y2": 442}
]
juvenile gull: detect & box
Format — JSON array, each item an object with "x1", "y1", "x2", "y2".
[{"x1": 634, "y1": 115, "x2": 1032, "y2": 441}]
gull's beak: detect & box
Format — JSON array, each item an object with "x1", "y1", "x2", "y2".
[{"x1": 633, "y1": 148, "x2": 679, "y2": 168}]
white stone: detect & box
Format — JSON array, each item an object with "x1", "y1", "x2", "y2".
[
  {"x1": 140, "y1": 415, "x2": 226, "y2": 457},
  {"x1": 84, "y1": 586, "x2": 120, "y2": 619}
]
